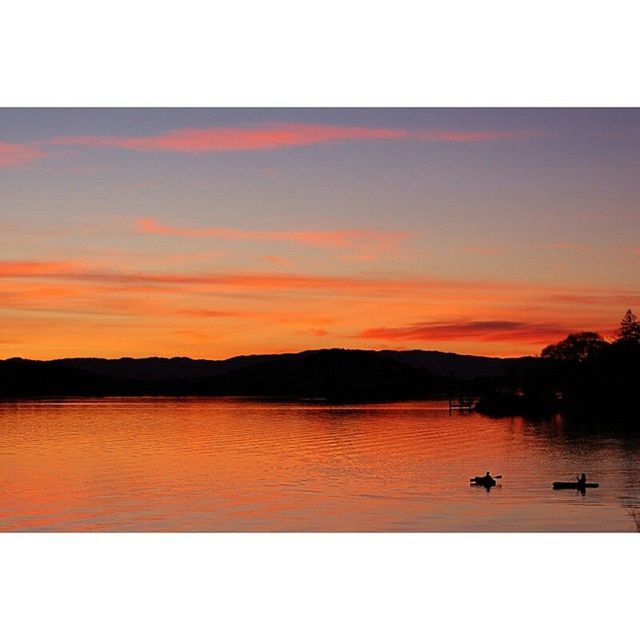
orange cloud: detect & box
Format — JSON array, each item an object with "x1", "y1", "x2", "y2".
[
  {"x1": 178, "y1": 309, "x2": 250, "y2": 318},
  {"x1": 0, "y1": 261, "x2": 503, "y2": 296},
  {"x1": 136, "y1": 217, "x2": 407, "y2": 250},
  {"x1": 0, "y1": 259, "x2": 565, "y2": 298},
  {"x1": 2, "y1": 257, "x2": 633, "y2": 358},
  {"x1": 44, "y1": 123, "x2": 535, "y2": 153},
  {"x1": 0, "y1": 141, "x2": 45, "y2": 167},
  {"x1": 0, "y1": 260, "x2": 82, "y2": 276},
  {"x1": 357, "y1": 320, "x2": 572, "y2": 345},
  {"x1": 5, "y1": 261, "x2": 638, "y2": 319},
  {"x1": 0, "y1": 283, "x2": 88, "y2": 309},
  {"x1": 262, "y1": 255, "x2": 293, "y2": 266},
  {"x1": 294, "y1": 328, "x2": 330, "y2": 337},
  {"x1": 546, "y1": 293, "x2": 640, "y2": 307},
  {"x1": 336, "y1": 254, "x2": 376, "y2": 262}
]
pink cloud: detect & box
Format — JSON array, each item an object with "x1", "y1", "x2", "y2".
[
  {"x1": 45, "y1": 123, "x2": 535, "y2": 153},
  {"x1": 0, "y1": 141, "x2": 45, "y2": 167},
  {"x1": 136, "y1": 217, "x2": 407, "y2": 250}
]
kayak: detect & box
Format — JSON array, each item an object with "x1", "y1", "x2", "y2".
[
  {"x1": 553, "y1": 481, "x2": 599, "y2": 489},
  {"x1": 471, "y1": 476, "x2": 496, "y2": 487}
]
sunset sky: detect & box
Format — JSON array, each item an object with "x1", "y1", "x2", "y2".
[{"x1": 2, "y1": 108, "x2": 639, "y2": 359}]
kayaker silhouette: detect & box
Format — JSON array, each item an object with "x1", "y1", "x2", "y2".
[
  {"x1": 552, "y1": 475, "x2": 598, "y2": 491},
  {"x1": 470, "y1": 471, "x2": 501, "y2": 489}
]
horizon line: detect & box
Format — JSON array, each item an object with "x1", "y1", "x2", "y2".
[{"x1": 2, "y1": 346, "x2": 537, "y2": 363}]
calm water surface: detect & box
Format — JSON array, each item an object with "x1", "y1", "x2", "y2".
[{"x1": 1, "y1": 398, "x2": 639, "y2": 531}]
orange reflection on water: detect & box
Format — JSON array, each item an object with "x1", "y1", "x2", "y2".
[{"x1": 1, "y1": 399, "x2": 637, "y2": 531}]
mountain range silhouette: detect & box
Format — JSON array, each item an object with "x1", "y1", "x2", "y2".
[{"x1": 0, "y1": 348, "x2": 527, "y2": 401}]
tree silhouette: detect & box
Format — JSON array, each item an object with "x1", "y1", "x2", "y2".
[
  {"x1": 540, "y1": 331, "x2": 607, "y2": 362},
  {"x1": 617, "y1": 309, "x2": 640, "y2": 343}
]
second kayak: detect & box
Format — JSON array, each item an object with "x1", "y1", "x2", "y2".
[{"x1": 553, "y1": 481, "x2": 599, "y2": 489}]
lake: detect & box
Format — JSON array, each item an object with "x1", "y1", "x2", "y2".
[{"x1": 1, "y1": 398, "x2": 639, "y2": 531}]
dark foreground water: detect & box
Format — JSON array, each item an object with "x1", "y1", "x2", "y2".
[{"x1": 1, "y1": 398, "x2": 639, "y2": 531}]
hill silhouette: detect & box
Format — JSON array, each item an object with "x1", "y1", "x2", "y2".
[{"x1": 0, "y1": 348, "x2": 521, "y2": 401}]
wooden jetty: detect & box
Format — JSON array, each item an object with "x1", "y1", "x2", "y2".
[{"x1": 449, "y1": 396, "x2": 475, "y2": 412}]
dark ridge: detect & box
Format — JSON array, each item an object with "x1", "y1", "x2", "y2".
[
  {"x1": 379, "y1": 349, "x2": 523, "y2": 379},
  {"x1": 190, "y1": 349, "x2": 428, "y2": 401},
  {"x1": 56, "y1": 355, "x2": 283, "y2": 381},
  {"x1": 54, "y1": 348, "x2": 520, "y2": 381},
  {"x1": 0, "y1": 348, "x2": 515, "y2": 400}
]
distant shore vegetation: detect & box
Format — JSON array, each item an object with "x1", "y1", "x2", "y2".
[{"x1": 475, "y1": 309, "x2": 640, "y2": 418}]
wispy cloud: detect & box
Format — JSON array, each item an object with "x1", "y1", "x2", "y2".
[
  {"x1": 357, "y1": 320, "x2": 571, "y2": 344},
  {"x1": 546, "y1": 292, "x2": 640, "y2": 307},
  {"x1": 462, "y1": 245, "x2": 506, "y2": 256},
  {"x1": 0, "y1": 259, "x2": 531, "y2": 296},
  {"x1": 262, "y1": 255, "x2": 293, "y2": 266},
  {"x1": 2, "y1": 258, "x2": 632, "y2": 356},
  {"x1": 177, "y1": 309, "x2": 250, "y2": 318},
  {"x1": 44, "y1": 123, "x2": 536, "y2": 154},
  {"x1": 2, "y1": 123, "x2": 535, "y2": 173},
  {"x1": 5, "y1": 261, "x2": 637, "y2": 313},
  {"x1": 123, "y1": 180, "x2": 155, "y2": 191},
  {"x1": 545, "y1": 242, "x2": 585, "y2": 251},
  {"x1": 0, "y1": 260, "x2": 83, "y2": 276},
  {"x1": 0, "y1": 141, "x2": 45, "y2": 167},
  {"x1": 336, "y1": 254, "x2": 377, "y2": 262},
  {"x1": 296, "y1": 328, "x2": 330, "y2": 337},
  {"x1": 136, "y1": 217, "x2": 407, "y2": 250}
]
